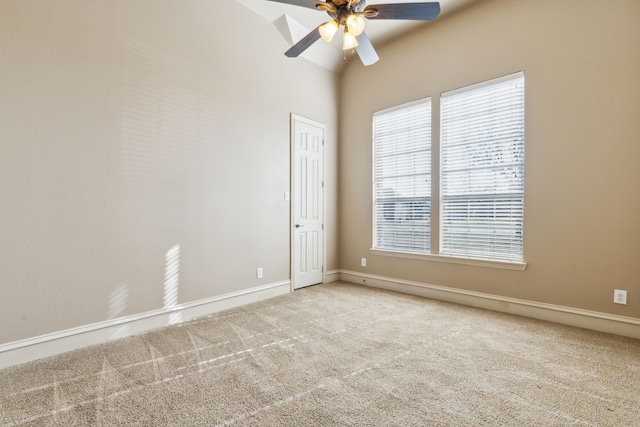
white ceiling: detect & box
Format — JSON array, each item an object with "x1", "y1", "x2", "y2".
[{"x1": 234, "y1": 0, "x2": 480, "y2": 71}]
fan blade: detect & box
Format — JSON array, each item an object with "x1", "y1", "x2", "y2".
[
  {"x1": 355, "y1": 32, "x2": 380, "y2": 66},
  {"x1": 267, "y1": 0, "x2": 320, "y2": 10},
  {"x1": 285, "y1": 26, "x2": 322, "y2": 57},
  {"x1": 365, "y1": 2, "x2": 441, "y2": 20}
]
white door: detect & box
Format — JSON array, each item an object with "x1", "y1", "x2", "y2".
[{"x1": 291, "y1": 114, "x2": 324, "y2": 290}]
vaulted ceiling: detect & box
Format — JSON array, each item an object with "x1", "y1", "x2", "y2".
[{"x1": 234, "y1": 0, "x2": 481, "y2": 71}]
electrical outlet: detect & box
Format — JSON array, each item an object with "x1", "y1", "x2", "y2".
[
  {"x1": 361, "y1": 258, "x2": 367, "y2": 267},
  {"x1": 257, "y1": 267, "x2": 263, "y2": 279},
  {"x1": 614, "y1": 289, "x2": 627, "y2": 305}
]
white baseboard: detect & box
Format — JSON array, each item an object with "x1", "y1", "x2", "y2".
[
  {"x1": 324, "y1": 269, "x2": 341, "y2": 283},
  {"x1": 338, "y1": 270, "x2": 640, "y2": 339},
  {"x1": 0, "y1": 281, "x2": 291, "y2": 370}
]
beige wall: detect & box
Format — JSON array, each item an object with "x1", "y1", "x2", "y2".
[
  {"x1": 339, "y1": 0, "x2": 640, "y2": 318},
  {"x1": 0, "y1": 0, "x2": 338, "y2": 344},
  {"x1": 1, "y1": 0, "x2": 638, "y2": 348}
]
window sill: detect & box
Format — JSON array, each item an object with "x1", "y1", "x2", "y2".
[{"x1": 370, "y1": 249, "x2": 527, "y2": 271}]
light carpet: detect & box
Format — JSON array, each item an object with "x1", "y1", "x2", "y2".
[{"x1": 1, "y1": 282, "x2": 639, "y2": 426}]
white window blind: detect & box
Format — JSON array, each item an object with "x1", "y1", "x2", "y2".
[
  {"x1": 440, "y1": 73, "x2": 525, "y2": 262},
  {"x1": 373, "y1": 99, "x2": 431, "y2": 252}
]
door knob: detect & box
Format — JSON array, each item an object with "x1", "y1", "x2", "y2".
[{"x1": 295, "y1": 224, "x2": 304, "y2": 228}]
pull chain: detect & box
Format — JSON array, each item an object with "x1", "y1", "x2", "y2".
[{"x1": 343, "y1": 49, "x2": 357, "y2": 63}]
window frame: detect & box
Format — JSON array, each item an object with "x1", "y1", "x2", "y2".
[
  {"x1": 440, "y1": 72, "x2": 525, "y2": 263},
  {"x1": 370, "y1": 72, "x2": 527, "y2": 270}
]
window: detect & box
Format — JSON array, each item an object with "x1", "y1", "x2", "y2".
[
  {"x1": 371, "y1": 72, "x2": 525, "y2": 266},
  {"x1": 441, "y1": 73, "x2": 525, "y2": 262},
  {"x1": 373, "y1": 99, "x2": 431, "y2": 252}
]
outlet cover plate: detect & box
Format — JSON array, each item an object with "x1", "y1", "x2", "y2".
[{"x1": 614, "y1": 289, "x2": 627, "y2": 305}]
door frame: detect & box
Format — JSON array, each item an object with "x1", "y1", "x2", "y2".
[{"x1": 290, "y1": 113, "x2": 326, "y2": 291}]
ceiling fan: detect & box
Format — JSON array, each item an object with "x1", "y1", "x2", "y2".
[{"x1": 268, "y1": 0, "x2": 441, "y2": 66}]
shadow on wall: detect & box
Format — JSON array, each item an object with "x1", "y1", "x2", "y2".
[
  {"x1": 105, "y1": 242, "x2": 182, "y2": 340},
  {"x1": 116, "y1": 38, "x2": 222, "y2": 331}
]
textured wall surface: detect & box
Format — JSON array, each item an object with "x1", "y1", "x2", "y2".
[
  {"x1": 338, "y1": 0, "x2": 640, "y2": 317},
  {"x1": 1, "y1": 0, "x2": 638, "y2": 348},
  {"x1": 0, "y1": 0, "x2": 339, "y2": 344}
]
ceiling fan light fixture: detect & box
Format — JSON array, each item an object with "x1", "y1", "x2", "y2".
[
  {"x1": 342, "y1": 28, "x2": 359, "y2": 50},
  {"x1": 346, "y1": 14, "x2": 365, "y2": 36},
  {"x1": 273, "y1": 0, "x2": 442, "y2": 66},
  {"x1": 319, "y1": 20, "x2": 339, "y2": 43}
]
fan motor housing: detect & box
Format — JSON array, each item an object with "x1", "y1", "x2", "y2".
[{"x1": 322, "y1": 0, "x2": 367, "y2": 21}]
